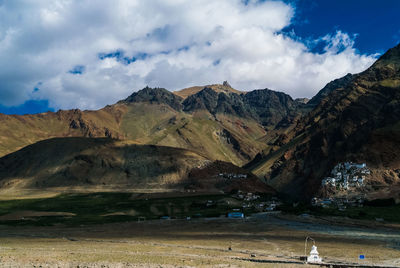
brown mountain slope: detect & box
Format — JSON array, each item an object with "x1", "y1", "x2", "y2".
[
  {"x1": 0, "y1": 106, "x2": 127, "y2": 157},
  {"x1": 0, "y1": 137, "x2": 274, "y2": 195},
  {"x1": 0, "y1": 137, "x2": 208, "y2": 191},
  {"x1": 250, "y1": 43, "x2": 400, "y2": 200},
  {"x1": 119, "y1": 101, "x2": 268, "y2": 165}
]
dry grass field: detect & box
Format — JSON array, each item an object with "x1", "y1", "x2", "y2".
[{"x1": 0, "y1": 215, "x2": 399, "y2": 267}]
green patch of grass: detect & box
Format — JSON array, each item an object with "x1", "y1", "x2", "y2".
[{"x1": 0, "y1": 193, "x2": 245, "y2": 226}]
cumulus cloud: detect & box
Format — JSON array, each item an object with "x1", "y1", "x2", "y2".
[{"x1": 0, "y1": 0, "x2": 376, "y2": 110}]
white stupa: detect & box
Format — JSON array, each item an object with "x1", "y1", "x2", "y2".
[{"x1": 307, "y1": 245, "x2": 322, "y2": 263}]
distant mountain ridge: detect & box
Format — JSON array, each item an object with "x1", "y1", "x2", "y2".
[
  {"x1": 121, "y1": 83, "x2": 304, "y2": 128},
  {"x1": 0, "y1": 82, "x2": 305, "y2": 168}
]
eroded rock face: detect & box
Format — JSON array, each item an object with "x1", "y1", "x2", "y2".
[
  {"x1": 64, "y1": 111, "x2": 122, "y2": 139},
  {"x1": 215, "y1": 129, "x2": 251, "y2": 160}
]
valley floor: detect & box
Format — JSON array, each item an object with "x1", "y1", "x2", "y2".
[{"x1": 0, "y1": 215, "x2": 399, "y2": 267}]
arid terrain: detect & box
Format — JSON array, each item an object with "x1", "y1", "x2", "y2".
[
  {"x1": 0, "y1": 191, "x2": 396, "y2": 267},
  {"x1": 0, "y1": 214, "x2": 399, "y2": 267}
]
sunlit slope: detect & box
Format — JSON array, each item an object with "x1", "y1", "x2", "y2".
[
  {"x1": 0, "y1": 105, "x2": 127, "y2": 157},
  {"x1": 120, "y1": 102, "x2": 267, "y2": 166}
]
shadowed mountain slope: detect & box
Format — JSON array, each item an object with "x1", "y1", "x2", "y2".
[
  {"x1": 307, "y1": 73, "x2": 354, "y2": 107},
  {"x1": 0, "y1": 137, "x2": 274, "y2": 194},
  {"x1": 0, "y1": 137, "x2": 208, "y2": 190},
  {"x1": 249, "y1": 43, "x2": 400, "y2": 200}
]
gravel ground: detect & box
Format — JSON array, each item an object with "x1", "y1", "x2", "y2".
[{"x1": 0, "y1": 215, "x2": 398, "y2": 267}]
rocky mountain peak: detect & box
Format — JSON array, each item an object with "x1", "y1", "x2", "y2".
[
  {"x1": 222, "y1": 80, "x2": 231, "y2": 87},
  {"x1": 122, "y1": 86, "x2": 183, "y2": 110},
  {"x1": 307, "y1": 73, "x2": 354, "y2": 106},
  {"x1": 378, "y1": 43, "x2": 400, "y2": 62},
  {"x1": 364, "y1": 43, "x2": 400, "y2": 81}
]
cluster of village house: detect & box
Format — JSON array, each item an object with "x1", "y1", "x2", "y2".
[
  {"x1": 235, "y1": 191, "x2": 259, "y2": 201},
  {"x1": 218, "y1": 173, "x2": 248, "y2": 179},
  {"x1": 235, "y1": 191, "x2": 281, "y2": 212},
  {"x1": 204, "y1": 191, "x2": 281, "y2": 213},
  {"x1": 321, "y1": 162, "x2": 370, "y2": 190},
  {"x1": 312, "y1": 162, "x2": 370, "y2": 210}
]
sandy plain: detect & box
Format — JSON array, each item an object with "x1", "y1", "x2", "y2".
[{"x1": 0, "y1": 214, "x2": 399, "y2": 267}]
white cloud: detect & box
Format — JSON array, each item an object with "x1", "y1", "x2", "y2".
[{"x1": 0, "y1": 0, "x2": 376, "y2": 110}]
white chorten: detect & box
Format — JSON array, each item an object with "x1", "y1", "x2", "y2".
[{"x1": 307, "y1": 245, "x2": 322, "y2": 263}]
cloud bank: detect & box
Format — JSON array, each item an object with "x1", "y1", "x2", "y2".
[{"x1": 0, "y1": 0, "x2": 376, "y2": 110}]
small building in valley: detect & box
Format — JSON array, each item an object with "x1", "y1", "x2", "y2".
[{"x1": 227, "y1": 212, "x2": 244, "y2": 218}]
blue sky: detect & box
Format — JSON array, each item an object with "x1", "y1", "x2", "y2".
[
  {"x1": 0, "y1": 100, "x2": 54, "y2": 115},
  {"x1": 0, "y1": 0, "x2": 398, "y2": 115},
  {"x1": 283, "y1": 0, "x2": 400, "y2": 54}
]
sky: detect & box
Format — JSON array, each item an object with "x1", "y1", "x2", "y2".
[{"x1": 0, "y1": 0, "x2": 399, "y2": 115}]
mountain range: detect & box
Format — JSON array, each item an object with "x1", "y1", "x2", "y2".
[
  {"x1": 0, "y1": 43, "x2": 399, "y2": 200},
  {"x1": 247, "y1": 43, "x2": 400, "y2": 200}
]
